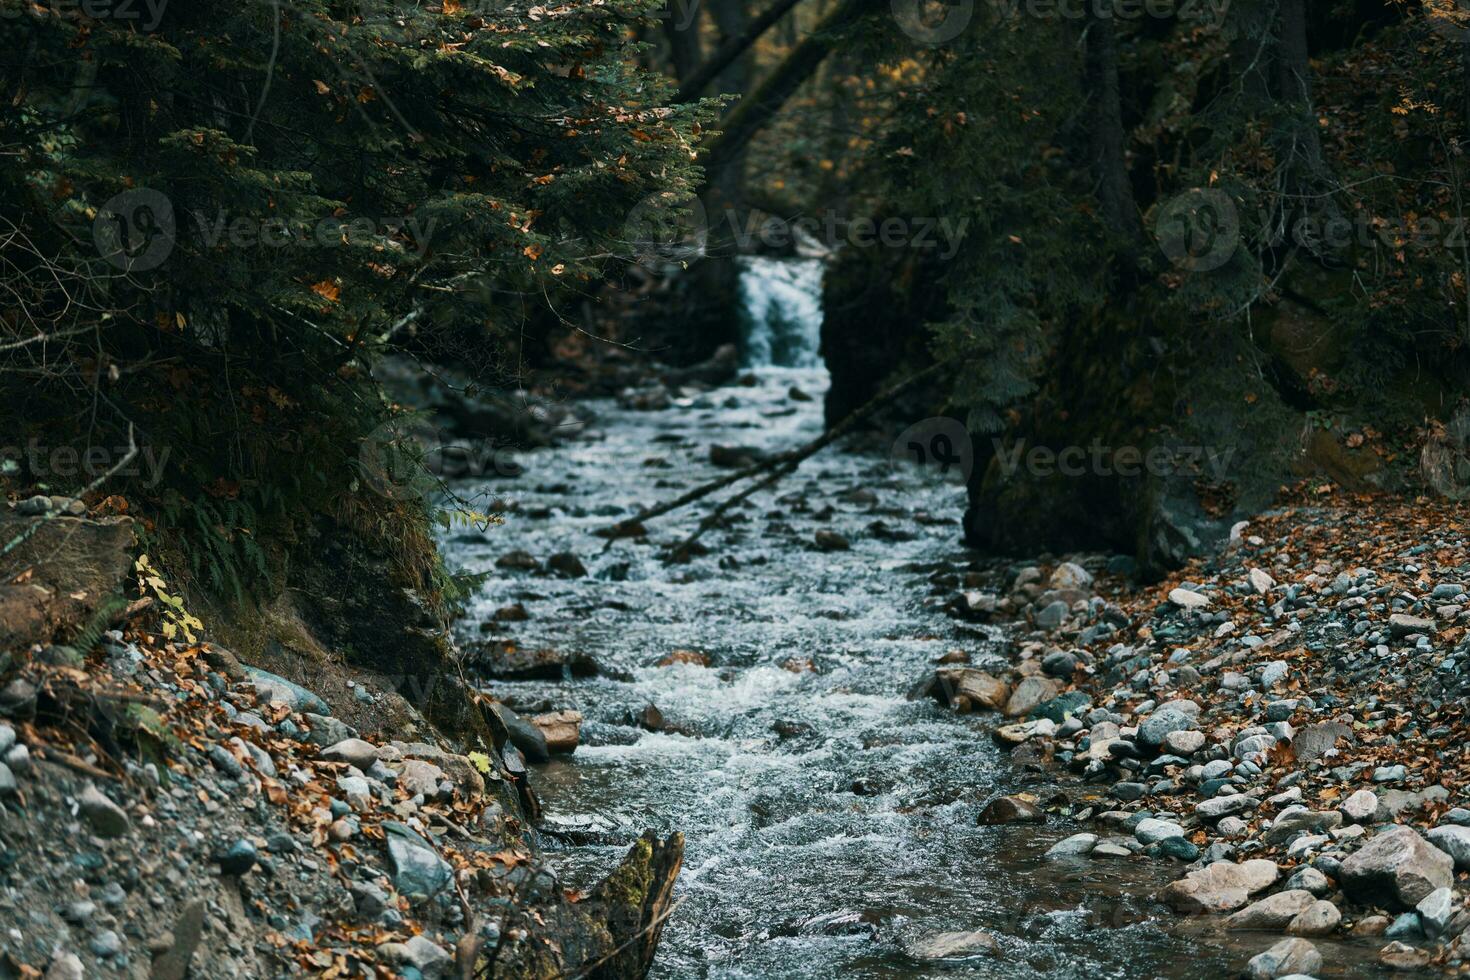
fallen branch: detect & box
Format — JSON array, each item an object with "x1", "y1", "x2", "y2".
[{"x1": 596, "y1": 359, "x2": 953, "y2": 544}]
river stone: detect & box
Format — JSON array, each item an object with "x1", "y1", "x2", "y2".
[
  {"x1": 1169, "y1": 588, "x2": 1210, "y2": 609},
  {"x1": 1285, "y1": 867, "x2": 1330, "y2": 896},
  {"x1": 1248, "y1": 568, "x2": 1276, "y2": 594},
  {"x1": 1388, "y1": 613, "x2": 1434, "y2": 637},
  {"x1": 977, "y1": 795, "x2": 1043, "y2": 825},
  {"x1": 1265, "y1": 809, "x2": 1342, "y2": 844},
  {"x1": 1032, "y1": 691, "x2": 1090, "y2": 724},
  {"x1": 1225, "y1": 890, "x2": 1316, "y2": 930},
  {"x1": 1416, "y1": 887, "x2": 1457, "y2": 939},
  {"x1": 1035, "y1": 601, "x2": 1069, "y2": 630},
  {"x1": 1045, "y1": 833, "x2": 1098, "y2": 857},
  {"x1": 903, "y1": 930, "x2": 998, "y2": 962},
  {"x1": 1341, "y1": 789, "x2": 1379, "y2": 824},
  {"x1": 1246, "y1": 938, "x2": 1321, "y2": 979},
  {"x1": 530, "y1": 710, "x2": 582, "y2": 754},
  {"x1": 1003, "y1": 676, "x2": 1059, "y2": 718},
  {"x1": 1290, "y1": 720, "x2": 1352, "y2": 765},
  {"x1": 321, "y1": 738, "x2": 380, "y2": 769},
  {"x1": 1049, "y1": 562, "x2": 1092, "y2": 591},
  {"x1": 383, "y1": 821, "x2": 453, "y2": 899},
  {"x1": 1163, "y1": 729, "x2": 1206, "y2": 756},
  {"x1": 489, "y1": 703, "x2": 550, "y2": 763},
  {"x1": 78, "y1": 784, "x2": 129, "y2": 838},
  {"x1": 937, "y1": 669, "x2": 1008, "y2": 711},
  {"x1": 146, "y1": 899, "x2": 204, "y2": 980},
  {"x1": 1160, "y1": 859, "x2": 1280, "y2": 914},
  {"x1": 1379, "y1": 940, "x2": 1432, "y2": 969},
  {"x1": 1138, "y1": 699, "x2": 1200, "y2": 749},
  {"x1": 1286, "y1": 899, "x2": 1340, "y2": 937},
  {"x1": 378, "y1": 935, "x2": 454, "y2": 979},
  {"x1": 1425, "y1": 825, "x2": 1470, "y2": 871},
  {"x1": 1135, "y1": 818, "x2": 1185, "y2": 845},
  {"x1": 1339, "y1": 826, "x2": 1453, "y2": 910},
  {"x1": 1197, "y1": 794, "x2": 1254, "y2": 820},
  {"x1": 244, "y1": 666, "x2": 330, "y2": 714},
  {"x1": 398, "y1": 759, "x2": 448, "y2": 799}
]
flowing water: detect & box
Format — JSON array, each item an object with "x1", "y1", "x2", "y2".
[{"x1": 441, "y1": 263, "x2": 1373, "y2": 978}]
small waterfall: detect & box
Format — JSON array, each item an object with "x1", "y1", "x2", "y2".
[{"x1": 736, "y1": 256, "x2": 825, "y2": 368}]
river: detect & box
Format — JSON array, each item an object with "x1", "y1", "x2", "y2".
[{"x1": 441, "y1": 262, "x2": 1258, "y2": 978}]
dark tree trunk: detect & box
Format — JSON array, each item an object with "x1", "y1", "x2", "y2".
[
  {"x1": 664, "y1": 0, "x2": 704, "y2": 84},
  {"x1": 1084, "y1": 5, "x2": 1145, "y2": 257}
]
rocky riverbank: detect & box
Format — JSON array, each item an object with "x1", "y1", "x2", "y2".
[
  {"x1": 926, "y1": 486, "x2": 1470, "y2": 976},
  {"x1": 0, "y1": 504, "x2": 679, "y2": 979}
]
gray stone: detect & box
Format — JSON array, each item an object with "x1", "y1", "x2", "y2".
[
  {"x1": 1046, "y1": 833, "x2": 1097, "y2": 857},
  {"x1": 1416, "y1": 887, "x2": 1457, "y2": 939},
  {"x1": 89, "y1": 930, "x2": 121, "y2": 958},
  {"x1": 1004, "y1": 676, "x2": 1061, "y2": 718},
  {"x1": 215, "y1": 838, "x2": 258, "y2": 876},
  {"x1": 1138, "y1": 699, "x2": 1201, "y2": 749},
  {"x1": 1426, "y1": 825, "x2": 1470, "y2": 871},
  {"x1": 0, "y1": 724, "x2": 14, "y2": 755},
  {"x1": 489, "y1": 703, "x2": 551, "y2": 763},
  {"x1": 1265, "y1": 809, "x2": 1342, "y2": 845},
  {"x1": 1388, "y1": 613, "x2": 1434, "y2": 637},
  {"x1": 1226, "y1": 890, "x2": 1316, "y2": 930},
  {"x1": 1197, "y1": 794, "x2": 1254, "y2": 820},
  {"x1": 1163, "y1": 729, "x2": 1206, "y2": 755},
  {"x1": 1341, "y1": 789, "x2": 1379, "y2": 824},
  {"x1": 1259, "y1": 661, "x2": 1288, "y2": 689},
  {"x1": 1246, "y1": 938, "x2": 1321, "y2": 979},
  {"x1": 384, "y1": 821, "x2": 453, "y2": 899},
  {"x1": 1291, "y1": 721, "x2": 1352, "y2": 764},
  {"x1": 244, "y1": 666, "x2": 330, "y2": 714},
  {"x1": 1135, "y1": 818, "x2": 1185, "y2": 845},
  {"x1": 1169, "y1": 588, "x2": 1210, "y2": 610},
  {"x1": 150, "y1": 899, "x2": 205, "y2": 980},
  {"x1": 1159, "y1": 858, "x2": 1280, "y2": 914},
  {"x1": 1339, "y1": 825, "x2": 1454, "y2": 910},
  {"x1": 1284, "y1": 867, "x2": 1330, "y2": 896},
  {"x1": 78, "y1": 784, "x2": 129, "y2": 838},
  {"x1": 903, "y1": 930, "x2": 998, "y2": 962},
  {"x1": 1286, "y1": 900, "x2": 1340, "y2": 937},
  {"x1": 321, "y1": 738, "x2": 380, "y2": 769}
]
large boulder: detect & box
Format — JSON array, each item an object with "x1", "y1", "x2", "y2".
[
  {"x1": 1003, "y1": 677, "x2": 1060, "y2": 718},
  {"x1": 383, "y1": 821, "x2": 454, "y2": 900},
  {"x1": 1159, "y1": 859, "x2": 1280, "y2": 914},
  {"x1": 1338, "y1": 826, "x2": 1453, "y2": 910},
  {"x1": 1246, "y1": 938, "x2": 1321, "y2": 979},
  {"x1": 1225, "y1": 890, "x2": 1317, "y2": 930}
]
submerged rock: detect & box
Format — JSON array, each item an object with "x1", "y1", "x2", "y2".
[{"x1": 903, "y1": 930, "x2": 999, "y2": 962}]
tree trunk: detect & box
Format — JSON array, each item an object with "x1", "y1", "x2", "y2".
[
  {"x1": 664, "y1": 0, "x2": 704, "y2": 84},
  {"x1": 1084, "y1": 5, "x2": 1144, "y2": 257}
]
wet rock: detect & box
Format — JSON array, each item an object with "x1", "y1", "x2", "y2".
[
  {"x1": 1159, "y1": 859, "x2": 1280, "y2": 914},
  {"x1": 548, "y1": 551, "x2": 588, "y2": 578},
  {"x1": 814, "y1": 529, "x2": 850, "y2": 552},
  {"x1": 1135, "y1": 818, "x2": 1185, "y2": 845},
  {"x1": 493, "y1": 603, "x2": 531, "y2": 622},
  {"x1": 1045, "y1": 833, "x2": 1098, "y2": 857},
  {"x1": 495, "y1": 550, "x2": 541, "y2": 571},
  {"x1": 1378, "y1": 940, "x2": 1431, "y2": 970},
  {"x1": 933, "y1": 668, "x2": 1009, "y2": 712},
  {"x1": 384, "y1": 821, "x2": 453, "y2": 899},
  {"x1": 710, "y1": 445, "x2": 764, "y2": 468},
  {"x1": 1225, "y1": 890, "x2": 1316, "y2": 930},
  {"x1": 1003, "y1": 676, "x2": 1060, "y2": 718},
  {"x1": 78, "y1": 784, "x2": 129, "y2": 838},
  {"x1": 476, "y1": 645, "x2": 603, "y2": 681},
  {"x1": 635, "y1": 704, "x2": 667, "y2": 731},
  {"x1": 977, "y1": 795, "x2": 1043, "y2": 825},
  {"x1": 1030, "y1": 691, "x2": 1090, "y2": 724},
  {"x1": 1353, "y1": 915, "x2": 1390, "y2": 936},
  {"x1": 1286, "y1": 899, "x2": 1340, "y2": 937},
  {"x1": 903, "y1": 930, "x2": 999, "y2": 962},
  {"x1": 1338, "y1": 826, "x2": 1453, "y2": 910},
  {"x1": 658, "y1": 649, "x2": 711, "y2": 668},
  {"x1": 531, "y1": 710, "x2": 582, "y2": 754},
  {"x1": 1245, "y1": 937, "x2": 1320, "y2": 979},
  {"x1": 489, "y1": 702, "x2": 551, "y2": 763}
]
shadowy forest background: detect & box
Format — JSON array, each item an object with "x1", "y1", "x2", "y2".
[{"x1": 2, "y1": 0, "x2": 1469, "y2": 633}]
